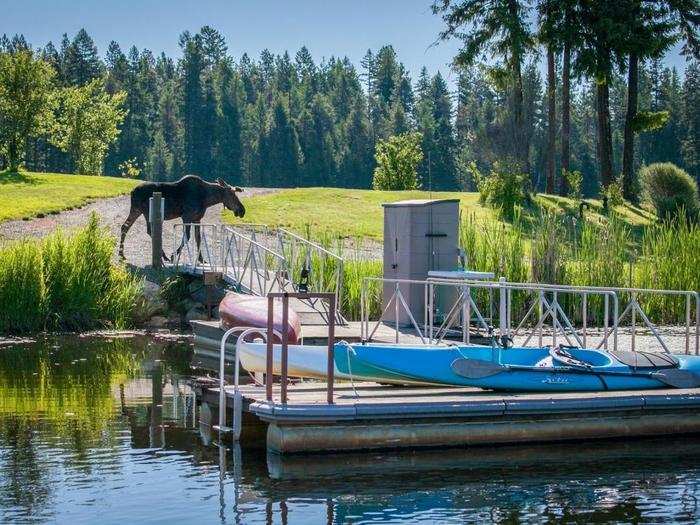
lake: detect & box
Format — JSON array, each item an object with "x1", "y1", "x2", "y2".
[{"x1": 1, "y1": 334, "x2": 698, "y2": 524}]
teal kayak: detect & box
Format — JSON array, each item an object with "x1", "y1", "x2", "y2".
[
  {"x1": 337, "y1": 343, "x2": 700, "y2": 392},
  {"x1": 334, "y1": 342, "x2": 441, "y2": 385}
]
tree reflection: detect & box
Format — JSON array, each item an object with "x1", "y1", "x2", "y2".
[{"x1": 0, "y1": 334, "x2": 192, "y2": 520}]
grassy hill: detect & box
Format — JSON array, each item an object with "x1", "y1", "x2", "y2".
[
  {"x1": 223, "y1": 187, "x2": 655, "y2": 240},
  {"x1": 0, "y1": 171, "x2": 138, "y2": 222}
]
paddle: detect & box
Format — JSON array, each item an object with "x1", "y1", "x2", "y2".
[
  {"x1": 450, "y1": 358, "x2": 700, "y2": 389},
  {"x1": 650, "y1": 368, "x2": 700, "y2": 389}
]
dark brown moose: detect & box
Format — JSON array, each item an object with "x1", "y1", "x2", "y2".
[{"x1": 119, "y1": 175, "x2": 245, "y2": 262}]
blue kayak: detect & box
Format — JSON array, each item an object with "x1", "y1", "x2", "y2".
[{"x1": 338, "y1": 343, "x2": 700, "y2": 392}]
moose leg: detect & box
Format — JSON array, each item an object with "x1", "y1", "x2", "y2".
[
  {"x1": 193, "y1": 223, "x2": 206, "y2": 264},
  {"x1": 119, "y1": 207, "x2": 141, "y2": 260},
  {"x1": 173, "y1": 224, "x2": 191, "y2": 260}
]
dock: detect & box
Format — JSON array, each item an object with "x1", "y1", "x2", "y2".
[{"x1": 199, "y1": 381, "x2": 700, "y2": 454}]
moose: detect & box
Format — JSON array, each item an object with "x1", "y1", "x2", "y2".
[{"x1": 119, "y1": 175, "x2": 245, "y2": 262}]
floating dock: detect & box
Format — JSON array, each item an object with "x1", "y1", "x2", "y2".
[{"x1": 199, "y1": 381, "x2": 700, "y2": 454}]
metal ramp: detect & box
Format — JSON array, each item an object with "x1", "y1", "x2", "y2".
[{"x1": 170, "y1": 223, "x2": 346, "y2": 325}]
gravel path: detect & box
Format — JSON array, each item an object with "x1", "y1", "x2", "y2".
[{"x1": 0, "y1": 188, "x2": 277, "y2": 268}]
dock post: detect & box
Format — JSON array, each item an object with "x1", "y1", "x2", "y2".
[
  {"x1": 280, "y1": 294, "x2": 289, "y2": 405},
  {"x1": 266, "y1": 296, "x2": 274, "y2": 402},
  {"x1": 394, "y1": 281, "x2": 400, "y2": 343},
  {"x1": 498, "y1": 277, "x2": 508, "y2": 339},
  {"x1": 461, "y1": 284, "x2": 467, "y2": 344},
  {"x1": 327, "y1": 293, "x2": 336, "y2": 404},
  {"x1": 149, "y1": 192, "x2": 163, "y2": 269}
]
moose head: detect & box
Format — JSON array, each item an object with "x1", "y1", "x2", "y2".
[{"x1": 217, "y1": 178, "x2": 246, "y2": 218}]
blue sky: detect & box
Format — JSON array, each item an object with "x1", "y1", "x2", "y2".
[{"x1": 4, "y1": 0, "x2": 689, "y2": 87}]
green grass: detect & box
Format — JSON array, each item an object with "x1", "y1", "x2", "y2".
[
  {"x1": 225, "y1": 187, "x2": 654, "y2": 240},
  {"x1": 226, "y1": 188, "x2": 493, "y2": 239},
  {"x1": 0, "y1": 170, "x2": 138, "y2": 222}
]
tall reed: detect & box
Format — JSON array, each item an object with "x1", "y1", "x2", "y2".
[
  {"x1": 0, "y1": 240, "x2": 46, "y2": 333},
  {"x1": 564, "y1": 216, "x2": 632, "y2": 324},
  {"x1": 636, "y1": 215, "x2": 700, "y2": 323},
  {"x1": 0, "y1": 213, "x2": 144, "y2": 334},
  {"x1": 460, "y1": 213, "x2": 527, "y2": 283},
  {"x1": 530, "y1": 210, "x2": 569, "y2": 285},
  {"x1": 341, "y1": 258, "x2": 383, "y2": 321}
]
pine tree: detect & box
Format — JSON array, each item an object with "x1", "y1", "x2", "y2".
[
  {"x1": 681, "y1": 60, "x2": 700, "y2": 182},
  {"x1": 180, "y1": 33, "x2": 206, "y2": 175},
  {"x1": 415, "y1": 72, "x2": 456, "y2": 190},
  {"x1": 340, "y1": 99, "x2": 374, "y2": 188},
  {"x1": 574, "y1": 1, "x2": 629, "y2": 192},
  {"x1": 298, "y1": 93, "x2": 338, "y2": 186},
  {"x1": 261, "y1": 98, "x2": 300, "y2": 187},
  {"x1": 214, "y1": 61, "x2": 243, "y2": 183},
  {"x1": 200, "y1": 26, "x2": 227, "y2": 66},
  {"x1": 434, "y1": 0, "x2": 535, "y2": 175},
  {"x1": 62, "y1": 29, "x2": 103, "y2": 86},
  {"x1": 620, "y1": 0, "x2": 697, "y2": 201}
]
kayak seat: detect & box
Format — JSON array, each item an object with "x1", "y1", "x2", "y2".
[{"x1": 609, "y1": 350, "x2": 679, "y2": 369}]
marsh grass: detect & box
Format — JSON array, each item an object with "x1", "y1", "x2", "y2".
[
  {"x1": 342, "y1": 258, "x2": 383, "y2": 321},
  {"x1": 636, "y1": 215, "x2": 700, "y2": 323},
  {"x1": 459, "y1": 211, "x2": 696, "y2": 326},
  {"x1": 0, "y1": 214, "x2": 143, "y2": 334}
]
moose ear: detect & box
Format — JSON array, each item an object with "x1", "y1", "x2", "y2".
[
  {"x1": 234, "y1": 186, "x2": 243, "y2": 192},
  {"x1": 216, "y1": 178, "x2": 226, "y2": 186}
]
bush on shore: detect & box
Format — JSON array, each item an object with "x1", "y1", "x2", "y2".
[
  {"x1": 0, "y1": 214, "x2": 143, "y2": 334},
  {"x1": 641, "y1": 162, "x2": 699, "y2": 222}
]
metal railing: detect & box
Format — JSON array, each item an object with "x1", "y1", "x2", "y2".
[
  {"x1": 171, "y1": 223, "x2": 345, "y2": 320},
  {"x1": 275, "y1": 228, "x2": 345, "y2": 322},
  {"x1": 360, "y1": 277, "x2": 699, "y2": 355},
  {"x1": 220, "y1": 226, "x2": 291, "y2": 296},
  {"x1": 171, "y1": 223, "x2": 220, "y2": 274}
]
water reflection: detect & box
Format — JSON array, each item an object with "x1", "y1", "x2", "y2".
[
  {"x1": 0, "y1": 334, "x2": 698, "y2": 524},
  {"x1": 260, "y1": 441, "x2": 700, "y2": 523}
]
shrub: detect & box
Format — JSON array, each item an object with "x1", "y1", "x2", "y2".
[
  {"x1": 563, "y1": 169, "x2": 583, "y2": 200},
  {"x1": 118, "y1": 158, "x2": 141, "y2": 178},
  {"x1": 604, "y1": 180, "x2": 624, "y2": 208},
  {"x1": 474, "y1": 162, "x2": 527, "y2": 220},
  {"x1": 640, "y1": 162, "x2": 699, "y2": 221},
  {"x1": 372, "y1": 132, "x2": 423, "y2": 191}
]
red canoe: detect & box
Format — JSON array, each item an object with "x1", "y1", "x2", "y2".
[{"x1": 218, "y1": 292, "x2": 301, "y2": 344}]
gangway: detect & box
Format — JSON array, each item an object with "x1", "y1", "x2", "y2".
[{"x1": 170, "y1": 223, "x2": 346, "y2": 325}]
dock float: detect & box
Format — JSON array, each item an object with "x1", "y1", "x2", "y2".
[{"x1": 199, "y1": 382, "x2": 700, "y2": 454}]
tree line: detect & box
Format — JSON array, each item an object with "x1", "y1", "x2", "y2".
[
  {"x1": 435, "y1": 0, "x2": 699, "y2": 201},
  {"x1": 0, "y1": 5, "x2": 698, "y2": 198}
]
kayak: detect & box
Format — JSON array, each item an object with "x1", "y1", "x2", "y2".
[
  {"x1": 237, "y1": 341, "x2": 336, "y2": 380},
  {"x1": 236, "y1": 341, "x2": 437, "y2": 385},
  {"x1": 340, "y1": 343, "x2": 700, "y2": 392},
  {"x1": 219, "y1": 292, "x2": 301, "y2": 344}
]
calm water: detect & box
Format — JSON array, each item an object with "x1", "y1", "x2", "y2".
[{"x1": 1, "y1": 334, "x2": 699, "y2": 524}]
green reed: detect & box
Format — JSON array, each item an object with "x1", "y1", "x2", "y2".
[
  {"x1": 0, "y1": 213, "x2": 144, "y2": 334},
  {"x1": 341, "y1": 258, "x2": 383, "y2": 321},
  {"x1": 635, "y1": 214, "x2": 700, "y2": 324}
]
